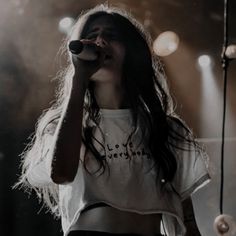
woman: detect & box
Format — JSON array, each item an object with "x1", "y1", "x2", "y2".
[{"x1": 16, "y1": 4, "x2": 210, "y2": 236}]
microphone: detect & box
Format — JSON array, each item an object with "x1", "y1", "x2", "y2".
[{"x1": 68, "y1": 40, "x2": 98, "y2": 61}]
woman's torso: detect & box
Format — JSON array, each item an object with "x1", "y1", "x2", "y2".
[
  {"x1": 69, "y1": 111, "x2": 162, "y2": 235},
  {"x1": 71, "y1": 205, "x2": 162, "y2": 236}
]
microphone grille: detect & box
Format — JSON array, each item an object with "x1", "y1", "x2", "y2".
[{"x1": 68, "y1": 40, "x2": 83, "y2": 54}]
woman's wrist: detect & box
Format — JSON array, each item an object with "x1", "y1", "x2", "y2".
[{"x1": 71, "y1": 71, "x2": 88, "y2": 96}]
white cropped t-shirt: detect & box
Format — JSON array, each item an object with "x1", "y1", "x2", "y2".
[{"x1": 27, "y1": 109, "x2": 210, "y2": 236}]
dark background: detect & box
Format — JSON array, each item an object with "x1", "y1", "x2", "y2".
[{"x1": 0, "y1": 0, "x2": 236, "y2": 235}]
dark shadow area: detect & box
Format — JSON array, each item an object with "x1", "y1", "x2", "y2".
[{"x1": 0, "y1": 39, "x2": 61, "y2": 236}]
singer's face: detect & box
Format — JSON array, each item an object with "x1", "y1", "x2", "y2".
[{"x1": 82, "y1": 15, "x2": 125, "y2": 84}]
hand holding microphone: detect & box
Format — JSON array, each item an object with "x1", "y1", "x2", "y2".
[{"x1": 68, "y1": 40, "x2": 106, "y2": 82}]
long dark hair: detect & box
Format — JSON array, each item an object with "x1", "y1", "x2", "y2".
[{"x1": 78, "y1": 8, "x2": 197, "y2": 184}]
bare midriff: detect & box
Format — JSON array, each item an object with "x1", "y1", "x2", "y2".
[{"x1": 72, "y1": 205, "x2": 162, "y2": 235}]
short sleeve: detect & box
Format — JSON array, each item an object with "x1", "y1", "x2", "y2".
[
  {"x1": 169, "y1": 121, "x2": 211, "y2": 200},
  {"x1": 172, "y1": 145, "x2": 210, "y2": 200}
]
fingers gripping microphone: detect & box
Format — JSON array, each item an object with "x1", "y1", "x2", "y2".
[{"x1": 68, "y1": 40, "x2": 98, "y2": 61}]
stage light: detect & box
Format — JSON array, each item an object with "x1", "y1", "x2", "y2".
[
  {"x1": 153, "y1": 31, "x2": 179, "y2": 57},
  {"x1": 198, "y1": 55, "x2": 211, "y2": 67},
  {"x1": 58, "y1": 17, "x2": 75, "y2": 35}
]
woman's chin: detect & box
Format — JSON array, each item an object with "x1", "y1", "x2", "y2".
[{"x1": 91, "y1": 68, "x2": 121, "y2": 83}]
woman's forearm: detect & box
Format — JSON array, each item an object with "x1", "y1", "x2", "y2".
[{"x1": 50, "y1": 72, "x2": 86, "y2": 184}]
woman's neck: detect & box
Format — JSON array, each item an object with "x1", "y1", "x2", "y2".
[{"x1": 94, "y1": 82, "x2": 128, "y2": 109}]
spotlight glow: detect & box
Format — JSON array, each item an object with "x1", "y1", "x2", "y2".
[
  {"x1": 58, "y1": 17, "x2": 75, "y2": 35},
  {"x1": 198, "y1": 55, "x2": 211, "y2": 67},
  {"x1": 153, "y1": 31, "x2": 179, "y2": 57}
]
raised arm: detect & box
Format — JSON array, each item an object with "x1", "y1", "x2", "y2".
[
  {"x1": 50, "y1": 71, "x2": 86, "y2": 184},
  {"x1": 24, "y1": 42, "x2": 103, "y2": 187},
  {"x1": 50, "y1": 42, "x2": 103, "y2": 184}
]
